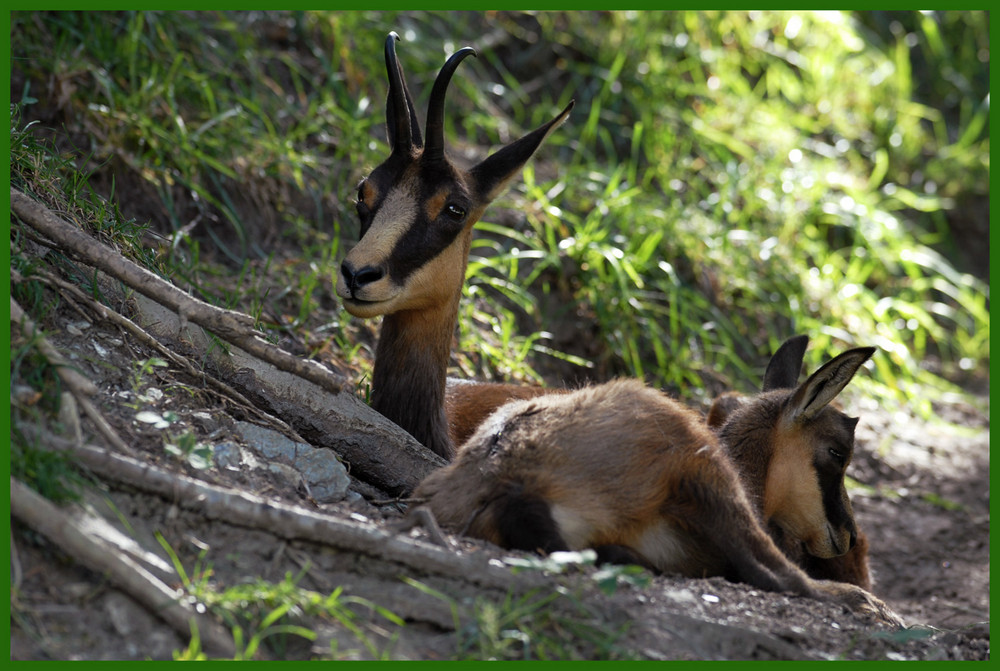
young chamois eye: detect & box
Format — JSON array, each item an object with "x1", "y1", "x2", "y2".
[{"x1": 828, "y1": 446, "x2": 847, "y2": 464}]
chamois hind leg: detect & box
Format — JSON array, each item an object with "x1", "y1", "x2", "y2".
[{"x1": 491, "y1": 483, "x2": 571, "y2": 555}]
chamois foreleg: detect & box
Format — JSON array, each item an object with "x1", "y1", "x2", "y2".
[{"x1": 663, "y1": 458, "x2": 902, "y2": 626}]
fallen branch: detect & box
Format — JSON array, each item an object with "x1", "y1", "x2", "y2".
[
  {"x1": 13, "y1": 264, "x2": 308, "y2": 446},
  {"x1": 11, "y1": 186, "x2": 344, "y2": 398},
  {"x1": 10, "y1": 477, "x2": 238, "y2": 659},
  {"x1": 12, "y1": 186, "x2": 444, "y2": 495},
  {"x1": 135, "y1": 293, "x2": 445, "y2": 495},
  {"x1": 27, "y1": 428, "x2": 526, "y2": 593}
]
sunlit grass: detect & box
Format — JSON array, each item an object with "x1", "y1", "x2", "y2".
[{"x1": 9, "y1": 10, "x2": 989, "y2": 410}]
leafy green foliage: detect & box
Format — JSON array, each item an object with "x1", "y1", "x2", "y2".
[
  {"x1": 158, "y1": 536, "x2": 403, "y2": 660},
  {"x1": 10, "y1": 10, "x2": 988, "y2": 408},
  {"x1": 404, "y1": 577, "x2": 632, "y2": 660}
]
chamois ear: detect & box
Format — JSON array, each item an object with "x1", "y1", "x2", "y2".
[
  {"x1": 470, "y1": 101, "x2": 574, "y2": 203},
  {"x1": 762, "y1": 334, "x2": 810, "y2": 391},
  {"x1": 784, "y1": 346, "x2": 876, "y2": 423}
]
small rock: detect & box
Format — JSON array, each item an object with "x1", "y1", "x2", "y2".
[
  {"x1": 662, "y1": 587, "x2": 698, "y2": 606},
  {"x1": 235, "y1": 420, "x2": 301, "y2": 462},
  {"x1": 190, "y1": 411, "x2": 222, "y2": 433},
  {"x1": 213, "y1": 441, "x2": 244, "y2": 470},
  {"x1": 268, "y1": 462, "x2": 305, "y2": 488},
  {"x1": 295, "y1": 447, "x2": 350, "y2": 503}
]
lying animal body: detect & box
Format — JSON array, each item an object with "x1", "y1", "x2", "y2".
[{"x1": 412, "y1": 338, "x2": 901, "y2": 625}]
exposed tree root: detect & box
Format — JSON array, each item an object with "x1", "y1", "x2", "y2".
[
  {"x1": 10, "y1": 186, "x2": 445, "y2": 495},
  {"x1": 11, "y1": 186, "x2": 344, "y2": 397},
  {"x1": 23, "y1": 427, "x2": 525, "y2": 593}
]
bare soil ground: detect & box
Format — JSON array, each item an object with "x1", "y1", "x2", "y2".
[{"x1": 9, "y1": 242, "x2": 989, "y2": 659}]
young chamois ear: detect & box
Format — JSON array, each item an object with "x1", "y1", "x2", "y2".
[
  {"x1": 719, "y1": 337, "x2": 875, "y2": 565},
  {"x1": 336, "y1": 32, "x2": 573, "y2": 459},
  {"x1": 761, "y1": 333, "x2": 811, "y2": 391},
  {"x1": 707, "y1": 335, "x2": 810, "y2": 429}
]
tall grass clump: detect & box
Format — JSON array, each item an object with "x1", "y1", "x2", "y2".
[{"x1": 455, "y1": 11, "x2": 989, "y2": 406}]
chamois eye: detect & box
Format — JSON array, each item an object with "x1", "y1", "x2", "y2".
[
  {"x1": 828, "y1": 447, "x2": 846, "y2": 463},
  {"x1": 355, "y1": 185, "x2": 369, "y2": 212},
  {"x1": 444, "y1": 203, "x2": 466, "y2": 221}
]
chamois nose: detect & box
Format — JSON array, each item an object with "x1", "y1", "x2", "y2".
[{"x1": 341, "y1": 260, "x2": 385, "y2": 294}]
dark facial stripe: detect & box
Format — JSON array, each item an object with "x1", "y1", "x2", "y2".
[{"x1": 383, "y1": 163, "x2": 471, "y2": 286}]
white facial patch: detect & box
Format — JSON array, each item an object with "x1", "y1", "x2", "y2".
[
  {"x1": 339, "y1": 185, "x2": 418, "y2": 307},
  {"x1": 351, "y1": 185, "x2": 418, "y2": 268}
]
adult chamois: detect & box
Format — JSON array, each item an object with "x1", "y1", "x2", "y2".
[
  {"x1": 336, "y1": 32, "x2": 572, "y2": 460},
  {"x1": 411, "y1": 337, "x2": 902, "y2": 626}
]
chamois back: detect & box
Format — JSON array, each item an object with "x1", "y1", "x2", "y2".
[{"x1": 411, "y1": 372, "x2": 900, "y2": 625}]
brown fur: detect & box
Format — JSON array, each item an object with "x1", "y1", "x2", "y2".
[
  {"x1": 446, "y1": 342, "x2": 875, "y2": 590},
  {"x1": 706, "y1": 337, "x2": 874, "y2": 590},
  {"x1": 445, "y1": 381, "x2": 561, "y2": 447},
  {"x1": 412, "y1": 341, "x2": 898, "y2": 625}
]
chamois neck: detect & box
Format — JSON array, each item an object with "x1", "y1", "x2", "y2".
[
  {"x1": 716, "y1": 393, "x2": 786, "y2": 515},
  {"x1": 371, "y1": 300, "x2": 459, "y2": 460}
]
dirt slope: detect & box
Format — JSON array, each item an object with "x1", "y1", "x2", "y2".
[{"x1": 10, "y1": 254, "x2": 989, "y2": 659}]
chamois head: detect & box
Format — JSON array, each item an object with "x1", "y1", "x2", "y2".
[
  {"x1": 336, "y1": 32, "x2": 573, "y2": 319},
  {"x1": 713, "y1": 335, "x2": 875, "y2": 561}
]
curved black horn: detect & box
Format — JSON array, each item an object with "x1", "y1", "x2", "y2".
[
  {"x1": 423, "y1": 46, "x2": 477, "y2": 162},
  {"x1": 384, "y1": 32, "x2": 423, "y2": 152}
]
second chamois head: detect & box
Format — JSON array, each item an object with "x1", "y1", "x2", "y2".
[
  {"x1": 709, "y1": 335, "x2": 874, "y2": 566},
  {"x1": 336, "y1": 32, "x2": 572, "y2": 459}
]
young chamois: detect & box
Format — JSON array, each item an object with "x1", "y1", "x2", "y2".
[
  {"x1": 411, "y1": 337, "x2": 903, "y2": 626},
  {"x1": 706, "y1": 335, "x2": 872, "y2": 590},
  {"x1": 335, "y1": 32, "x2": 573, "y2": 459}
]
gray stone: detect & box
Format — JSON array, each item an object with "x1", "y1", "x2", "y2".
[
  {"x1": 296, "y1": 446, "x2": 350, "y2": 502},
  {"x1": 213, "y1": 441, "x2": 244, "y2": 470},
  {"x1": 234, "y1": 420, "x2": 302, "y2": 462}
]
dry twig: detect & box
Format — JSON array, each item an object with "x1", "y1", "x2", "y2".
[
  {"x1": 28, "y1": 428, "x2": 524, "y2": 593},
  {"x1": 13, "y1": 263, "x2": 308, "y2": 445},
  {"x1": 11, "y1": 296, "x2": 136, "y2": 456}
]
